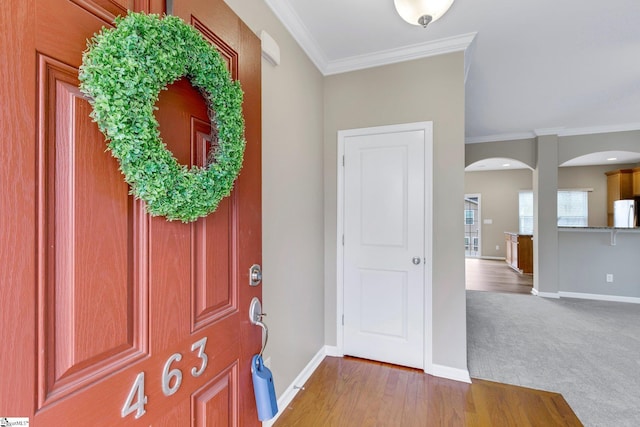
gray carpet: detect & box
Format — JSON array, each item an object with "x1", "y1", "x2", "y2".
[{"x1": 467, "y1": 290, "x2": 640, "y2": 427}]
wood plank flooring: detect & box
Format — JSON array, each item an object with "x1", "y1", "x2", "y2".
[
  {"x1": 274, "y1": 357, "x2": 582, "y2": 427},
  {"x1": 465, "y1": 258, "x2": 533, "y2": 294}
]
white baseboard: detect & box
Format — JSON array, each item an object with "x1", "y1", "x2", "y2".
[
  {"x1": 429, "y1": 364, "x2": 471, "y2": 384},
  {"x1": 531, "y1": 288, "x2": 560, "y2": 298},
  {"x1": 262, "y1": 346, "x2": 332, "y2": 427},
  {"x1": 324, "y1": 345, "x2": 342, "y2": 357},
  {"x1": 262, "y1": 346, "x2": 473, "y2": 426},
  {"x1": 559, "y1": 291, "x2": 640, "y2": 304},
  {"x1": 531, "y1": 288, "x2": 640, "y2": 303},
  {"x1": 479, "y1": 256, "x2": 505, "y2": 261}
]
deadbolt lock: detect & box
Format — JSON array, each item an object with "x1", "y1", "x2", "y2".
[{"x1": 249, "y1": 264, "x2": 262, "y2": 286}]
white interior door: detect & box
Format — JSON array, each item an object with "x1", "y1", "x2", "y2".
[{"x1": 342, "y1": 124, "x2": 429, "y2": 369}]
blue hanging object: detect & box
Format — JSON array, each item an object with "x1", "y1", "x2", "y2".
[{"x1": 252, "y1": 354, "x2": 278, "y2": 421}]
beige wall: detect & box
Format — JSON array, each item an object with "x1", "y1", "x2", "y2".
[
  {"x1": 464, "y1": 169, "x2": 533, "y2": 257},
  {"x1": 464, "y1": 163, "x2": 638, "y2": 259},
  {"x1": 223, "y1": 0, "x2": 325, "y2": 395},
  {"x1": 324, "y1": 53, "x2": 468, "y2": 371},
  {"x1": 226, "y1": 0, "x2": 468, "y2": 392},
  {"x1": 559, "y1": 163, "x2": 637, "y2": 227}
]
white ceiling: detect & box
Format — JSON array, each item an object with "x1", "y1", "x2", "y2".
[{"x1": 264, "y1": 0, "x2": 640, "y2": 143}]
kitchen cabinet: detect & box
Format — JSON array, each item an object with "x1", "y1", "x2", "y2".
[
  {"x1": 504, "y1": 232, "x2": 533, "y2": 274},
  {"x1": 606, "y1": 169, "x2": 633, "y2": 226},
  {"x1": 633, "y1": 167, "x2": 640, "y2": 197}
]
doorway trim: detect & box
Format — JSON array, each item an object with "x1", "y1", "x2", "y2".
[
  {"x1": 464, "y1": 193, "x2": 482, "y2": 258},
  {"x1": 336, "y1": 121, "x2": 433, "y2": 373}
]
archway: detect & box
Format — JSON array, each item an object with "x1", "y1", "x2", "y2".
[{"x1": 464, "y1": 157, "x2": 534, "y2": 294}]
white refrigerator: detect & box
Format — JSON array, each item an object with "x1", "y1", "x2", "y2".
[{"x1": 613, "y1": 199, "x2": 636, "y2": 228}]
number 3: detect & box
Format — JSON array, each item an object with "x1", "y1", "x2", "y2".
[{"x1": 191, "y1": 337, "x2": 208, "y2": 377}]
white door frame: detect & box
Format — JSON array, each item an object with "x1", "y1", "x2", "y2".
[
  {"x1": 464, "y1": 193, "x2": 482, "y2": 257},
  {"x1": 336, "y1": 121, "x2": 433, "y2": 374}
]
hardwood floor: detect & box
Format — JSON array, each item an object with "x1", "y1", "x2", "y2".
[
  {"x1": 274, "y1": 357, "x2": 582, "y2": 427},
  {"x1": 465, "y1": 258, "x2": 533, "y2": 294}
]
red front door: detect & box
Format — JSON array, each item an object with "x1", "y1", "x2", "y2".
[{"x1": 0, "y1": 0, "x2": 262, "y2": 425}]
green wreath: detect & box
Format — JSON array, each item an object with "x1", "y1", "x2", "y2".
[{"x1": 79, "y1": 12, "x2": 246, "y2": 222}]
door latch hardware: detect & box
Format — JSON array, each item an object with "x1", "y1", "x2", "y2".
[{"x1": 250, "y1": 264, "x2": 262, "y2": 286}]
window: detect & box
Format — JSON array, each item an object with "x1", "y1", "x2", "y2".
[
  {"x1": 464, "y1": 210, "x2": 474, "y2": 225},
  {"x1": 464, "y1": 236, "x2": 470, "y2": 250},
  {"x1": 557, "y1": 191, "x2": 588, "y2": 227},
  {"x1": 519, "y1": 192, "x2": 534, "y2": 235},
  {"x1": 519, "y1": 190, "x2": 589, "y2": 234}
]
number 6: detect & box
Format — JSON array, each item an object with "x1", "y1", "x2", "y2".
[{"x1": 162, "y1": 353, "x2": 183, "y2": 396}]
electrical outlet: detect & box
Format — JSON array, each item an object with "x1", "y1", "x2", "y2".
[
  {"x1": 606, "y1": 274, "x2": 613, "y2": 283},
  {"x1": 496, "y1": 245, "x2": 500, "y2": 251}
]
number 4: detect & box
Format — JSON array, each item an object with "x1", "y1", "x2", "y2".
[{"x1": 121, "y1": 372, "x2": 147, "y2": 419}]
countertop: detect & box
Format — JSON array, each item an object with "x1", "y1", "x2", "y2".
[{"x1": 558, "y1": 226, "x2": 640, "y2": 231}]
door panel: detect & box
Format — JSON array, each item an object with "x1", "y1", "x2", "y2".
[
  {"x1": 37, "y1": 53, "x2": 149, "y2": 409},
  {"x1": 343, "y1": 127, "x2": 427, "y2": 369},
  {"x1": 191, "y1": 119, "x2": 236, "y2": 330},
  {"x1": 360, "y1": 145, "x2": 408, "y2": 247},
  {"x1": 69, "y1": 0, "x2": 144, "y2": 23},
  {"x1": 192, "y1": 363, "x2": 239, "y2": 426},
  {"x1": 1, "y1": 0, "x2": 261, "y2": 424},
  {"x1": 359, "y1": 269, "x2": 408, "y2": 337}
]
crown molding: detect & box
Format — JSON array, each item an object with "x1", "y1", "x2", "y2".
[
  {"x1": 324, "y1": 32, "x2": 477, "y2": 76},
  {"x1": 465, "y1": 132, "x2": 536, "y2": 144},
  {"x1": 535, "y1": 123, "x2": 640, "y2": 137},
  {"x1": 557, "y1": 122, "x2": 640, "y2": 137},
  {"x1": 463, "y1": 33, "x2": 477, "y2": 84},
  {"x1": 534, "y1": 127, "x2": 565, "y2": 137},
  {"x1": 466, "y1": 122, "x2": 640, "y2": 144},
  {"x1": 264, "y1": 0, "x2": 476, "y2": 76},
  {"x1": 263, "y1": 0, "x2": 329, "y2": 72}
]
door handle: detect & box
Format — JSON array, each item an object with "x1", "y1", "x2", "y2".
[
  {"x1": 249, "y1": 297, "x2": 268, "y2": 358},
  {"x1": 412, "y1": 257, "x2": 421, "y2": 265}
]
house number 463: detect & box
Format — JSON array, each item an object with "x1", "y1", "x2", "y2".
[{"x1": 121, "y1": 337, "x2": 209, "y2": 419}]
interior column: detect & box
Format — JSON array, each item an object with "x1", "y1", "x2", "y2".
[{"x1": 533, "y1": 134, "x2": 559, "y2": 296}]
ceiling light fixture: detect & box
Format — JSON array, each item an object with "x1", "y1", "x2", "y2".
[
  {"x1": 607, "y1": 157, "x2": 617, "y2": 161},
  {"x1": 394, "y1": 0, "x2": 455, "y2": 28},
  {"x1": 502, "y1": 163, "x2": 511, "y2": 167}
]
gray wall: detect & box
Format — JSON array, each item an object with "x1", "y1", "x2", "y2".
[
  {"x1": 224, "y1": 0, "x2": 325, "y2": 395},
  {"x1": 324, "y1": 53, "x2": 468, "y2": 371},
  {"x1": 559, "y1": 231, "x2": 640, "y2": 297},
  {"x1": 559, "y1": 130, "x2": 640, "y2": 164},
  {"x1": 467, "y1": 130, "x2": 640, "y2": 169},
  {"x1": 556, "y1": 131, "x2": 640, "y2": 298},
  {"x1": 466, "y1": 139, "x2": 536, "y2": 169}
]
